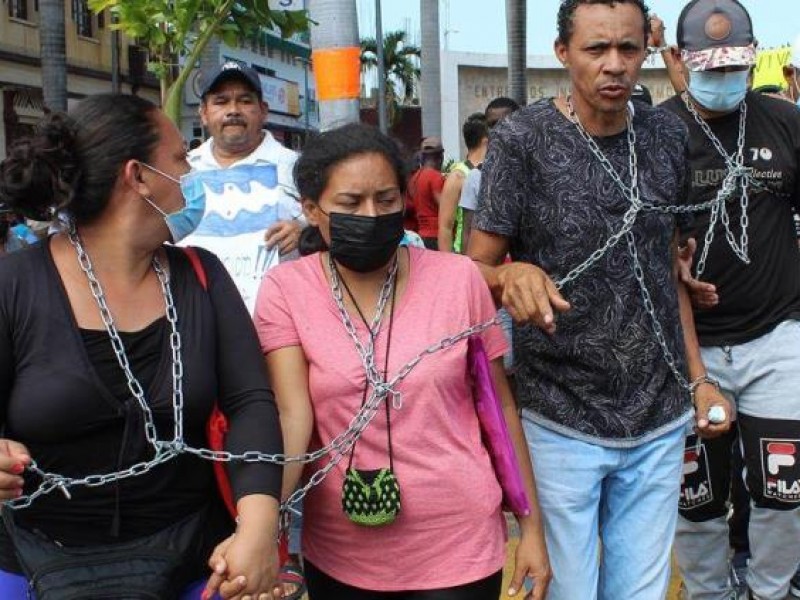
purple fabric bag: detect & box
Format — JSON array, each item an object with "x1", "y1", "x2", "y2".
[{"x1": 467, "y1": 336, "x2": 531, "y2": 516}]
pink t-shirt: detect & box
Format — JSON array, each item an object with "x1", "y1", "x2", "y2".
[{"x1": 255, "y1": 247, "x2": 509, "y2": 591}]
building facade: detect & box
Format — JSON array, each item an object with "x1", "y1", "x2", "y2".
[
  {"x1": 0, "y1": 0, "x2": 159, "y2": 159},
  {"x1": 182, "y1": 31, "x2": 319, "y2": 150},
  {"x1": 441, "y1": 51, "x2": 674, "y2": 159}
]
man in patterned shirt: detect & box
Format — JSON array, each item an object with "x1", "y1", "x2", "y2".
[{"x1": 469, "y1": 0, "x2": 730, "y2": 598}]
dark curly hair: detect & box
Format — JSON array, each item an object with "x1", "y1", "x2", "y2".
[
  {"x1": 462, "y1": 114, "x2": 489, "y2": 151},
  {"x1": 294, "y1": 123, "x2": 407, "y2": 256},
  {"x1": 557, "y1": 0, "x2": 650, "y2": 46},
  {"x1": 0, "y1": 94, "x2": 160, "y2": 223}
]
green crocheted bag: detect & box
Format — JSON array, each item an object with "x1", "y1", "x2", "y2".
[{"x1": 341, "y1": 467, "x2": 401, "y2": 527}]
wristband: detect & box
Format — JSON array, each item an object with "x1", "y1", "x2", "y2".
[
  {"x1": 647, "y1": 45, "x2": 670, "y2": 55},
  {"x1": 689, "y1": 374, "x2": 720, "y2": 398}
]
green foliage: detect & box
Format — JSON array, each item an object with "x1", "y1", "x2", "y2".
[
  {"x1": 87, "y1": 0, "x2": 311, "y2": 121},
  {"x1": 361, "y1": 30, "x2": 421, "y2": 105}
]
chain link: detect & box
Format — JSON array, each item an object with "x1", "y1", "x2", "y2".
[
  {"x1": 68, "y1": 225, "x2": 178, "y2": 451},
  {"x1": 681, "y1": 94, "x2": 753, "y2": 275}
]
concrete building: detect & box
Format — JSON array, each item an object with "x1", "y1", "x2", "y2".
[
  {"x1": 0, "y1": 0, "x2": 159, "y2": 159},
  {"x1": 441, "y1": 51, "x2": 674, "y2": 159},
  {"x1": 182, "y1": 31, "x2": 319, "y2": 150}
]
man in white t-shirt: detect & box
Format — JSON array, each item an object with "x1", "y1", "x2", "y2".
[
  {"x1": 187, "y1": 61, "x2": 308, "y2": 596},
  {"x1": 189, "y1": 62, "x2": 303, "y2": 255}
]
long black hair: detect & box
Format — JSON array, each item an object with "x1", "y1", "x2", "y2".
[{"x1": 0, "y1": 94, "x2": 160, "y2": 223}]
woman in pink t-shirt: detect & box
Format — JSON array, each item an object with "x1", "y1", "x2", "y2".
[{"x1": 254, "y1": 124, "x2": 550, "y2": 600}]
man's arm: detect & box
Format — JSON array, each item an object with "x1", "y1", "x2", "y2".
[
  {"x1": 469, "y1": 230, "x2": 570, "y2": 335},
  {"x1": 468, "y1": 229, "x2": 509, "y2": 296},
  {"x1": 672, "y1": 234, "x2": 732, "y2": 437},
  {"x1": 649, "y1": 15, "x2": 686, "y2": 94},
  {"x1": 265, "y1": 220, "x2": 302, "y2": 255},
  {"x1": 437, "y1": 171, "x2": 465, "y2": 252},
  {"x1": 461, "y1": 209, "x2": 474, "y2": 253},
  {"x1": 458, "y1": 169, "x2": 481, "y2": 254}
]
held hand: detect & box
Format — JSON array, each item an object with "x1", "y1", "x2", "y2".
[
  {"x1": 203, "y1": 535, "x2": 239, "y2": 600},
  {"x1": 648, "y1": 14, "x2": 666, "y2": 48},
  {"x1": 694, "y1": 384, "x2": 733, "y2": 439},
  {"x1": 678, "y1": 238, "x2": 719, "y2": 309},
  {"x1": 218, "y1": 530, "x2": 281, "y2": 600},
  {"x1": 497, "y1": 263, "x2": 570, "y2": 334},
  {"x1": 265, "y1": 221, "x2": 301, "y2": 255},
  {"x1": 508, "y1": 528, "x2": 551, "y2": 600},
  {"x1": 0, "y1": 439, "x2": 31, "y2": 501}
]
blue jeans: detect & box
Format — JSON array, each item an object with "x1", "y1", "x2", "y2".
[{"x1": 523, "y1": 417, "x2": 684, "y2": 600}]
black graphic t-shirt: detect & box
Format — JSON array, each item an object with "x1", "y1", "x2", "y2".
[
  {"x1": 474, "y1": 99, "x2": 692, "y2": 446},
  {"x1": 661, "y1": 92, "x2": 800, "y2": 347}
]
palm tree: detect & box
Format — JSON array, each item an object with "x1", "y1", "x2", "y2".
[
  {"x1": 361, "y1": 30, "x2": 421, "y2": 125},
  {"x1": 506, "y1": 0, "x2": 527, "y2": 107},
  {"x1": 419, "y1": 0, "x2": 441, "y2": 137},
  {"x1": 40, "y1": 0, "x2": 68, "y2": 112},
  {"x1": 308, "y1": 0, "x2": 361, "y2": 129}
]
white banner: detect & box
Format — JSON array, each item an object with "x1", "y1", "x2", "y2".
[
  {"x1": 182, "y1": 165, "x2": 290, "y2": 313},
  {"x1": 268, "y1": 0, "x2": 304, "y2": 11}
]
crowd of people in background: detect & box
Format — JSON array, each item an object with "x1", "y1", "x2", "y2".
[{"x1": 0, "y1": 0, "x2": 799, "y2": 599}]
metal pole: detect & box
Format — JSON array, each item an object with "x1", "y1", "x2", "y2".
[
  {"x1": 420, "y1": 0, "x2": 441, "y2": 137},
  {"x1": 304, "y1": 60, "x2": 310, "y2": 134},
  {"x1": 506, "y1": 0, "x2": 527, "y2": 107},
  {"x1": 375, "y1": 0, "x2": 388, "y2": 133},
  {"x1": 308, "y1": 0, "x2": 361, "y2": 129},
  {"x1": 111, "y1": 12, "x2": 120, "y2": 94}
]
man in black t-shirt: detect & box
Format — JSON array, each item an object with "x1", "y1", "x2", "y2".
[
  {"x1": 662, "y1": 2, "x2": 800, "y2": 600},
  {"x1": 469, "y1": 1, "x2": 730, "y2": 597}
]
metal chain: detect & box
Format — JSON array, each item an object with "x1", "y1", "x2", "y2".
[
  {"x1": 7, "y1": 97, "x2": 761, "y2": 512},
  {"x1": 328, "y1": 254, "x2": 399, "y2": 404},
  {"x1": 563, "y1": 97, "x2": 689, "y2": 390},
  {"x1": 68, "y1": 227, "x2": 171, "y2": 450},
  {"x1": 559, "y1": 97, "x2": 642, "y2": 289},
  {"x1": 681, "y1": 94, "x2": 752, "y2": 275},
  {"x1": 627, "y1": 231, "x2": 689, "y2": 388}
]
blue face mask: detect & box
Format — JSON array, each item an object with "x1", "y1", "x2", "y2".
[
  {"x1": 687, "y1": 69, "x2": 749, "y2": 113},
  {"x1": 140, "y1": 164, "x2": 206, "y2": 243}
]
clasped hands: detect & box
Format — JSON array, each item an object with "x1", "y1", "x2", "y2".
[{"x1": 203, "y1": 531, "x2": 282, "y2": 600}]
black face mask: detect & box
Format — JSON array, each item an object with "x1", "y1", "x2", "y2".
[{"x1": 327, "y1": 210, "x2": 404, "y2": 273}]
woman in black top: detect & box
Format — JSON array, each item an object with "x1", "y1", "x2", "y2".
[{"x1": 0, "y1": 94, "x2": 283, "y2": 599}]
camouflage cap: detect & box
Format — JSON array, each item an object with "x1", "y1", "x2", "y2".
[{"x1": 677, "y1": 0, "x2": 755, "y2": 72}]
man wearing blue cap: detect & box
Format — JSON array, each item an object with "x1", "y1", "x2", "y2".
[
  {"x1": 661, "y1": 1, "x2": 800, "y2": 599},
  {"x1": 189, "y1": 61, "x2": 302, "y2": 256}
]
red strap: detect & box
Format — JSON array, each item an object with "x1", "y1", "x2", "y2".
[
  {"x1": 182, "y1": 246, "x2": 208, "y2": 290},
  {"x1": 180, "y1": 247, "x2": 237, "y2": 519},
  {"x1": 181, "y1": 247, "x2": 290, "y2": 562}
]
